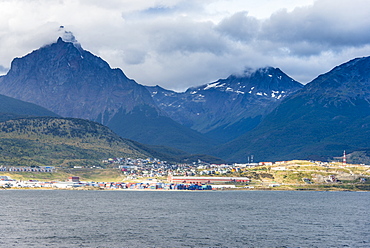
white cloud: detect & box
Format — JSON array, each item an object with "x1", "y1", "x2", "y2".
[
  {"x1": 0, "y1": 0, "x2": 370, "y2": 91},
  {"x1": 216, "y1": 12, "x2": 260, "y2": 42},
  {"x1": 260, "y1": 1, "x2": 370, "y2": 49}
]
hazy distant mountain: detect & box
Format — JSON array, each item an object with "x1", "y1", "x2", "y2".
[
  {"x1": 212, "y1": 57, "x2": 370, "y2": 162},
  {"x1": 0, "y1": 37, "x2": 217, "y2": 153},
  {"x1": 0, "y1": 93, "x2": 59, "y2": 122},
  {"x1": 147, "y1": 67, "x2": 303, "y2": 142}
]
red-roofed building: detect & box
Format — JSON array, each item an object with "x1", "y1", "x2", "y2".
[
  {"x1": 168, "y1": 175, "x2": 250, "y2": 184},
  {"x1": 68, "y1": 176, "x2": 80, "y2": 182}
]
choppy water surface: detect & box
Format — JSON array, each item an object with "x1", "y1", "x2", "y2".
[{"x1": 0, "y1": 190, "x2": 369, "y2": 247}]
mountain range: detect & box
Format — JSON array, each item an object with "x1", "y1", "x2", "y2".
[
  {"x1": 212, "y1": 57, "x2": 370, "y2": 162},
  {"x1": 147, "y1": 67, "x2": 302, "y2": 142},
  {"x1": 0, "y1": 35, "x2": 369, "y2": 163},
  {"x1": 0, "y1": 37, "x2": 215, "y2": 154}
]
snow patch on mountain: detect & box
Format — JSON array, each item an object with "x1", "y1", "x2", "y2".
[{"x1": 203, "y1": 82, "x2": 225, "y2": 90}]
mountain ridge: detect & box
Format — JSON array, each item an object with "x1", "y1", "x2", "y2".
[
  {"x1": 211, "y1": 56, "x2": 370, "y2": 162},
  {"x1": 1, "y1": 35, "x2": 369, "y2": 163},
  {"x1": 0, "y1": 37, "x2": 157, "y2": 120},
  {"x1": 0, "y1": 93, "x2": 59, "y2": 122},
  {"x1": 0, "y1": 37, "x2": 218, "y2": 153},
  {"x1": 147, "y1": 67, "x2": 303, "y2": 142},
  {"x1": 0, "y1": 116, "x2": 225, "y2": 165},
  {"x1": 0, "y1": 117, "x2": 150, "y2": 167}
]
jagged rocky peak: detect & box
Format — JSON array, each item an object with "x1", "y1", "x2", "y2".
[
  {"x1": 187, "y1": 66, "x2": 302, "y2": 100},
  {"x1": 212, "y1": 56, "x2": 370, "y2": 162},
  {"x1": 0, "y1": 33, "x2": 156, "y2": 121},
  {"x1": 147, "y1": 66, "x2": 303, "y2": 142},
  {"x1": 6, "y1": 35, "x2": 115, "y2": 90},
  {"x1": 58, "y1": 26, "x2": 82, "y2": 50}
]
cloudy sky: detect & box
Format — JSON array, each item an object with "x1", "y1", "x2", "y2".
[{"x1": 1, "y1": 0, "x2": 370, "y2": 91}]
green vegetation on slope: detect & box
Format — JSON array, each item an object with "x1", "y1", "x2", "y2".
[{"x1": 0, "y1": 117, "x2": 151, "y2": 167}]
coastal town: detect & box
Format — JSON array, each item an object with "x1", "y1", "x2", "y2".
[{"x1": 1, "y1": 156, "x2": 369, "y2": 191}]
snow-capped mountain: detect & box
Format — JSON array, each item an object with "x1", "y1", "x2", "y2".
[
  {"x1": 212, "y1": 56, "x2": 370, "y2": 162},
  {"x1": 190, "y1": 67, "x2": 296, "y2": 99},
  {"x1": 147, "y1": 67, "x2": 303, "y2": 142}
]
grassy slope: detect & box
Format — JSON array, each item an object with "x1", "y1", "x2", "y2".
[
  {"x1": 0, "y1": 169, "x2": 125, "y2": 182},
  {"x1": 0, "y1": 117, "x2": 151, "y2": 167}
]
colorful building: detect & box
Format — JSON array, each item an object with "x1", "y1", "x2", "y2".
[{"x1": 167, "y1": 175, "x2": 250, "y2": 184}]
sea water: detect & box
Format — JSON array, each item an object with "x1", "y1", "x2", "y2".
[{"x1": 0, "y1": 190, "x2": 369, "y2": 247}]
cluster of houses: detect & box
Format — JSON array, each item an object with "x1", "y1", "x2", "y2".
[
  {"x1": 0, "y1": 176, "x2": 44, "y2": 188},
  {"x1": 102, "y1": 157, "x2": 165, "y2": 166},
  {"x1": 0, "y1": 176, "x2": 215, "y2": 190},
  {"x1": 0, "y1": 157, "x2": 255, "y2": 190},
  {"x1": 2, "y1": 155, "x2": 366, "y2": 190},
  {"x1": 0, "y1": 166, "x2": 54, "y2": 173},
  {"x1": 101, "y1": 157, "x2": 254, "y2": 180},
  {"x1": 103, "y1": 157, "x2": 352, "y2": 181}
]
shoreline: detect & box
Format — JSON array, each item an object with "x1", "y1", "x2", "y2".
[{"x1": 2, "y1": 185, "x2": 369, "y2": 192}]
